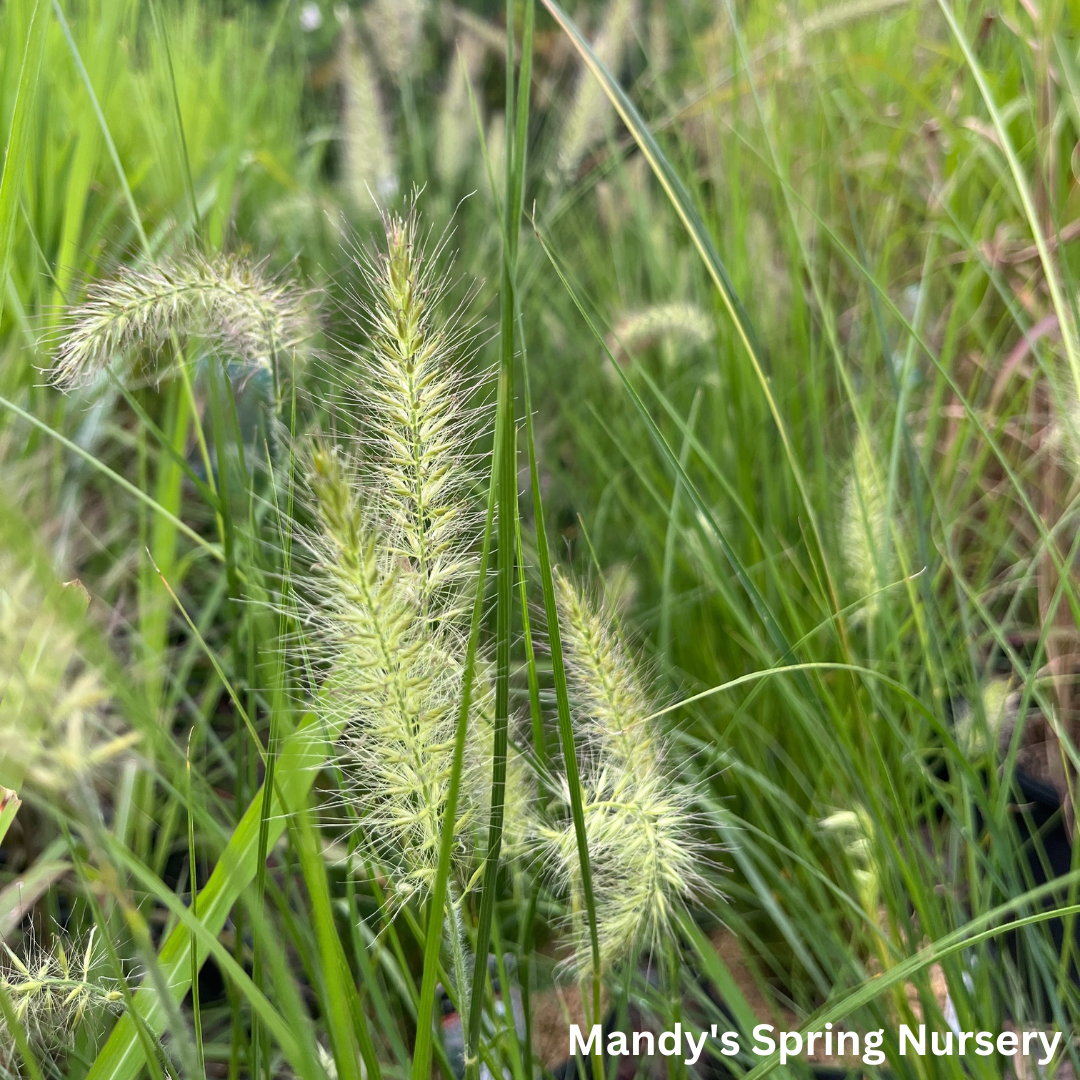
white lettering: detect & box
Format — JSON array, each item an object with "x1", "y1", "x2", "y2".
[
  {"x1": 753, "y1": 1025, "x2": 775, "y2": 1055},
  {"x1": 1038, "y1": 1032, "x2": 1062, "y2": 1066},
  {"x1": 570, "y1": 1025, "x2": 600, "y2": 1057},
  {"x1": 685, "y1": 1030, "x2": 707, "y2": 1065},
  {"x1": 900, "y1": 1025, "x2": 925, "y2": 1055}
]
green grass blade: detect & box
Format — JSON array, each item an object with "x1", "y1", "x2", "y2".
[
  {"x1": 186, "y1": 734, "x2": 206, "y2": 1080},
  {"x1": 147, "y1": 0, "x2": 201, "y2": 244},
  {"x1": 85, "y1": 711, "x2": 332, "y2": 1080},
  {"x1": 518, "y1": 284, "x2": 603, "y2": 1065},
  {"x1": 0, "y1": 0, "x2": 48, "y2": 331},
  {"x1": 53, "y1": 0, "x2": 149, "y2": 253},
  {"x1": 294, "y1": 801, "x2": 377, "y2": 1080},
  {"x1": 0, "y1": 786, "x2": 19, "y2": 849},
  {"x1": 515, "y1": 499, "x2": 546, "y2": 772},
  {"x1": 465, "y1": 2, "x2": 535, "y2": 1071},
  {"x1": 660, "y1": 390, "x2": 701, "y2": 671}
]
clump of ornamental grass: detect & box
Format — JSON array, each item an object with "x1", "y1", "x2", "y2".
[
  {"x1": 840, "y1": 433, "x2": 895, "y2": 623},
  {"x1": 52, "y1": 251, "x2": 312, "y2": 390},
  {"x1": 557, "y1": 0, "x2": 639, "y2": 177},
  {"x1": 0, "y1": 930, "x2": 123, "y2": 1066},
  {"x1": 338, "y1": 11, "x2": 398, "y2": 207},
  {"x1": 303, "y1": 209, "x2": 524, "y2": 914},
  {"x1": 540, "y1": 570, "x2": 702, "y2": 977},
  {"x1": 303, "y1": 207, "x2": 700, "y2": 994}
]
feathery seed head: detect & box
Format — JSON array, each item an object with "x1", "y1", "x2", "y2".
[
  {"x1": 360, "y1": 209, "x2": 482, "y2": 615},
  {"x1": 554, "y1": 569, "x2": 656, "y2": 777},
  {"x1": 557, "y1": 0, "x2": 639, "y2": 177},
  {"x1": 608, "y1": 302, "x2": 713, "y2": 367},
  {"x1": 52, "y1": 252, "x2": 312, "y2": 390},
  {"x1": 953, "y1": 677, "x2": 1017, "y2": 758},
  {"x1": 364, "y1": 0, "x2": 428, "y2": 82},
  {"x1": 543, "y1": 571, "x2": 702, "y2": 977},
  {"x1": 0, "y1": 930, "x2": 122, "y2": 1061},
  {"x1": 840, "y1": 433, "x2": 893, "y2": 623},
  {"x1": 0, "y1": 557, "x2": 135, "y2": 800},
  {"x1": 820, "y1": 805, "x2": 881, "y2": 921},
  {"x1": 435, "y1": 34, "x2": 486, "y2": 188},
  {"x1": 339, "y1": 13, "x2": 398, "y2": 208},
  {"x1": 303, "y1": 207, "x2": 500, "y2": 906}
]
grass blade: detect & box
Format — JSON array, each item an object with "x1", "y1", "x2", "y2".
[
  {"x1": 53, "y1": 0, "x2": 149, "y2": 253},
  {"x1": 293, "y1": 800, "x2": 377, "y2": 1080},
  {"x1": 0, "y1": 786, "x2": 19, "y2": 849},
  {"x1": 0, "y1": 0, "x2": 48, "y2": 332},
  {"x1": 518, "y1": 284, "x2": 604, "y2": 1080},
  {"x1": 147, "y1": 0, "x2": 201, "y2": 244},
  {"x1": 186, "y1": 734, "x2": 206, "y2": 1080},
  {"x1": 85, "y1": 710, "x2": 333, "y2": 1080},
  {"x1": 465, "y1": 3, "x2": 535, "y2": 1072}
]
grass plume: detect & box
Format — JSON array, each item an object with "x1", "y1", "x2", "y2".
[
  {"x1": 840, "y1": 433, "x2": 894, "y2": 623},
  {"x1": 304, "y1": 209, "x2": 510, "y2": 905},
  {"x1": 339, "y1": 13, "x2": 398, "y2": 208},
  {"x1": 52, "y1": 251, "x2": 312, "y2": 389},
  {"x1": 541, "y1": 570, "x2": 702, "y2": 977},
  {"x1": 608, "y1": 301, "x2": 713, "y2": 365},
  {"x1": 557, "y1": 0, "x2": 638, "y2": 177},
  {"x1": 0, "y1": 560, "x2": 135, "y2": 801},
  {"x1": 0, "y1": 931, "x2": 122, "y2": 1064}
]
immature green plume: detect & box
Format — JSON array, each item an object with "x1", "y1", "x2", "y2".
[{"x1": 541, "y1": 571, "x2": 702, "y2": 976}]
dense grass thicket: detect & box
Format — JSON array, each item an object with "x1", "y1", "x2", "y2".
[{"x1": 2, "y1": 0, "x2": 1080, "y2": 1078}]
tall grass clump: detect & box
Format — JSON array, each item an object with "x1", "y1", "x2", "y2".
[{"x1": 10, "y1": 0, "x2": 1080, "y2": 1078}]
